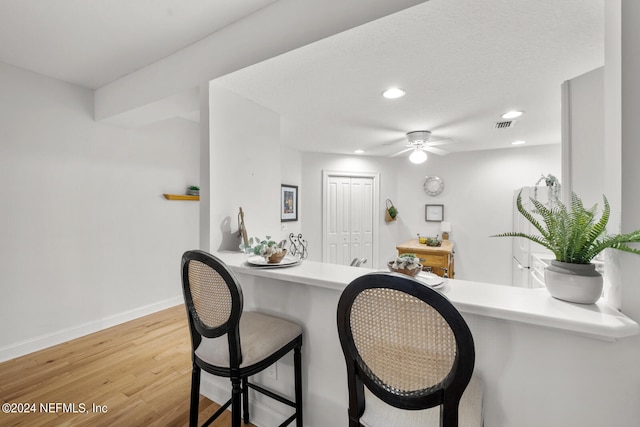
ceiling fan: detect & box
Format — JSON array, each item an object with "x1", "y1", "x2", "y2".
[{"x1": 389, "y1": 131, "x2": 453, "y2": 164}]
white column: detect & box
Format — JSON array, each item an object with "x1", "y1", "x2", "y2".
[
  {"x1": 199, "y1": 83, "x2": 211, "y2": 252},
  {"x1": 619, "y1": 0, "x2": 640, "y2": 320}
]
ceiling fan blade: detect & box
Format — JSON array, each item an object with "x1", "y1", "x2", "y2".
[
  {"x1": 427, "y1": 137, "x2": 456, "y2": 146},
  {"x1": 390, "y1": 147, "x2": 413, "y2": 157},
  {"x1": 382, "y1": 137, "x2": 407, "y2": 146},
  {"x1": 423, "y1": 146, "x2": 450, "y2": 156}
]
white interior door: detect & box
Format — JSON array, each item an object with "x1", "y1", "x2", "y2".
[
  {"x1": 323, "y1": 172, "x2": 378, "y2": 267},
  {"x1": 349, "y1": 177, "x2": 373, "y2": 266},
  {"x1": 325, "y1": 176, "x2": 352, "y2": 265}
]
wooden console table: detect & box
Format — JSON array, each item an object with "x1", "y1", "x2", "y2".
[{"x1": 396, "y1": 239, "x2": 455, "y2": 278}]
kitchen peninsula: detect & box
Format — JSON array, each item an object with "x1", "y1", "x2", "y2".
[{"x1": 201, "y1": 251, "x2": 639, "y2": 427}]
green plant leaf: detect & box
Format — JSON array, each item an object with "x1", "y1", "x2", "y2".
[{"x1": 493, "y1": 191, "x2": 640, "y2": 264}]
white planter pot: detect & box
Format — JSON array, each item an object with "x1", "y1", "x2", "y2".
[{"x1": 544, "y1": 261, "x2": 603, "y2": 304}]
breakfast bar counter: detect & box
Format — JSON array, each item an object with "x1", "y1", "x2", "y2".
[
  {"x1": 214, "y1": 251, "x2": 638, "y2": 341},
  {"x1": 203, "y1": 251, "x2": 640, "y2": 427}
]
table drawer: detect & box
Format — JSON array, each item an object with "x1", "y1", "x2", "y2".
[{"x1": 419, "y1": 253, "x2": 447, "y2": 268}]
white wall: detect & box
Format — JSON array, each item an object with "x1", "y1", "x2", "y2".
[
  {"x1": 301, "y1": 144, "x2": 560, "y2": 284},
  {"x1": 0, "y1": 63, "x2": 200, "y2": 360},
  {"x1": 207, "y1": 84, "x2": 287, "y2": 251},
  {"x1": 563, "y1": 66, "x2": 605, "y2": 208}
]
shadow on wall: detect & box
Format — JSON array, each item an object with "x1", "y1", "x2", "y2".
[{"x1": 219, "y1": 216, "x2": 242, "y2": 251}]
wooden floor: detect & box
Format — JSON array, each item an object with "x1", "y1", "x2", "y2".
[{"x1": 0, "y1": 305, "x2": 256, "y2": 427}]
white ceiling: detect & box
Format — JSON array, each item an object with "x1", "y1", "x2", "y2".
[
  {"x1": 214, "y1": 0, "x2": 604, "y2": 156},
  {"x1": 0, "y1": 0, "x2": 278, "y2": 89},
  {"x1": 0, "y1": 0, "x2": 604, "y2": 156}
]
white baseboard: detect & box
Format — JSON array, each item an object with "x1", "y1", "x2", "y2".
[
  {"x1": 200, "y1": 374, "x2": 292, "y2": 427},
  {"x1": 0, "y1": 296, "x2": 184, "y2": 363}
]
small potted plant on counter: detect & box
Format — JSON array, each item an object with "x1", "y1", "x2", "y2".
[
  {"x1": 253, "y1": 236, "x2": 287, "y2": 263},
  {"x1": 494, "y1": 190, "x2": 640, "y2": 304},
  {"x1": 388, "y1": 253, "x2": 422, "y2": 277}
]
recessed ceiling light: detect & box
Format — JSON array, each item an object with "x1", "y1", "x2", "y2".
[
  {"x1": 502, "y1": 110, "x2": 523, "y2": 119},
  {"x1": 382, "y1": 87, "x2": 406, "y2": 99},
  {"x1": 511, "y1": 140, "x2": 526, "y2": 145},
  {"x1": 354, "y1": 149, "x2": 365, "y2": 154}
]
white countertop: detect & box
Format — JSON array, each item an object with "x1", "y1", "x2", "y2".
[{"x1": 215, "y1": 251, "x2": 639, "y2": 341}]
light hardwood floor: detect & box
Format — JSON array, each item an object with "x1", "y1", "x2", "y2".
[{"x1": 0, "y1": 305, "x2": 255, "y2": 427}]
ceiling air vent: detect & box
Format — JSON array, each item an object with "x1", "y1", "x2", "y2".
[{"x1": 494, "y1": 120, "x2": 515, "y2": 129}]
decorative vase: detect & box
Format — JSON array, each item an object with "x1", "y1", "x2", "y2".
[
  {"x1": 544, "y1": 261, "x2": 603, "y2": 304},
  {"x1": 267, "y1": 249, "x2": 287, "y2": 264}
]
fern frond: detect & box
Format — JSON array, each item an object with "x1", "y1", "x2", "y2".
[
  {"x1": 491, "y1": 231, "x2": 558, "y2": 256},
  {"x1": 587, "y1": 230, "x2": 640, "y2": 261},
  {"x1": 493, "y1": 190, "x2": 640, "y2": 264},
  {"x1": 515, "y1": 191, "x2": 551, "y2": 242}
]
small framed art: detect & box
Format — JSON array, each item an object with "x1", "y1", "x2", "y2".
[
  {"x1": 281, "y1": 184, "x2": 298, "y2": 222},
  {"x1": 425, "y1": 204, "x2": 444, "y2": 222}
]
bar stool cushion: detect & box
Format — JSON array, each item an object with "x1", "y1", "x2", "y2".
[
  {"x1": 195, "y1": 311, "x2": 302, "y2": 368},
  {"x1": 360, "y1": 375, "x2": 484, "y2": 427}
]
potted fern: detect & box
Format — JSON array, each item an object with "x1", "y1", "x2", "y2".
[{"x1": 494, "y1": 190, "x2": 640, "y2": 304}]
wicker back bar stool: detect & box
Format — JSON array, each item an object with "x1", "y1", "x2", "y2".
[
  {"x1": 181, "y1": 250, "x2": 303, "y2": 427},
  {"x1": 337, "y1": 272, "x2": 483, "y2": 427}
]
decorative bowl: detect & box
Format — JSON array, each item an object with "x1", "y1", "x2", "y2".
[
  {"x1": 387, "y1": 261, "x2": 422, "y2": 277},
  {"x1": 268, "y1": 249, "x2": 287, "y2": 264}
]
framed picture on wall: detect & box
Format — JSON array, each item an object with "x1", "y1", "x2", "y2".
[
  {"x1": 425, "y1": 204, "x2": 444, "y2": 222},
  {"x1": 281, "y1": 184, "x2": 298, "y2": 222}
]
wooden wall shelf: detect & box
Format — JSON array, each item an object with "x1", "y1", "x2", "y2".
[{"x1": 163, "y1": 194, "x2": 200, "y2": 201}]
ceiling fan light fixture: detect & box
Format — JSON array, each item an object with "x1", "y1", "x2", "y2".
[
  {"x1": 409, "y1": 148, "x2": 428, "y2": 164},
  {"x1": 406, "y1": 130, "x2": 431, "y2": 144},
  {"x1": 382, "y1": 87, "x2": 406, "y2": 99}
]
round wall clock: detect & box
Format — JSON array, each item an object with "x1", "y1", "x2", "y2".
[{"x1": 424, "y1": 176, "x2": 445, "y2": 196}]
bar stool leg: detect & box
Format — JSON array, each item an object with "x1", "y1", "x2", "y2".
[
  {"x1": 189, "y1": 364, "x2": 201, "y2": 427},
  {"x1": 294, "y1": 345, "x2": 303, "y2": 426},
  {"x1": 242, "y1": 377, "x2": 249, "y2": 424},
  {"x1": 231, "y1": 378, "x2": 242, "y2": 427}
]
